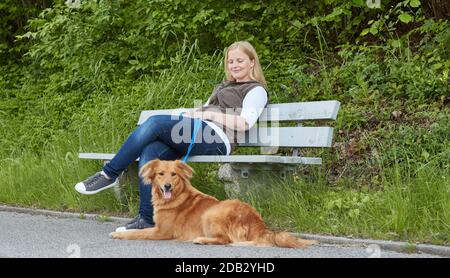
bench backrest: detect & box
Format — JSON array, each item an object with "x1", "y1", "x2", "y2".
[{"x1": 137, "y1": 101, "x2": 340, "y2": 148}]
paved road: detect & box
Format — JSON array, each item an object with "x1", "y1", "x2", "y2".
[{"x1": 0, "y1": 210, "x2": 443, "y2": 258}]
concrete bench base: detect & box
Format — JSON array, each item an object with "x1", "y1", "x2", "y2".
[{"x1": 218, "y1": 163, "x2": 299, "y2": 198}]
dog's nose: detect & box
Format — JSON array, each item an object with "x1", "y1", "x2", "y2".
[{"x1": 164, "y1": 184, "x2": 172, "y2": 191}]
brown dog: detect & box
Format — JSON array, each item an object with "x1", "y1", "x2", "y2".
[{"x1": 110, "y1": 159, "x2": 316, "y2": 248}]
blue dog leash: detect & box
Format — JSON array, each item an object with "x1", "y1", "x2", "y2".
[{"x1": 181, "y1": 113, "x2": 202, "y2": 163}]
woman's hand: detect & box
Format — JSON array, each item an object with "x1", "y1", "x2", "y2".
[
  {"x1": 184, "y1": 110, "x2": 248, "y2": 131},
  {"x1": 185, "y1": 111, "x2": 211, "y2": 120}
]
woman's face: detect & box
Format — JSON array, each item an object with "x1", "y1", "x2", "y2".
[{"x1": 227, "y1": 48, "x2": 254, "y2": 82}]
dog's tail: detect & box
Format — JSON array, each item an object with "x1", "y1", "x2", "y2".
[{"x1": 257, "y1": 231, "x2": 317, "y2": 248}]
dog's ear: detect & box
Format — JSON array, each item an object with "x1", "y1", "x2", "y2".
[
  {"x1": 175, "y1": 160, "x2": 194, "y2": 181},
  {"x1": 139, "y1": 159, "x2": 160, "y2": 184}
]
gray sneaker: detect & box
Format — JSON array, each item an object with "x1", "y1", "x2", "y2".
[
  {"x1": 115, "y1": 215, "x2": 155, "y2": 232},
  {"x1": 74, "y1": 172, "x2": 118, "y2": 195}
]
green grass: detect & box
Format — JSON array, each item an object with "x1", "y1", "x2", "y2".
[
  {"x1": 242, "y1": 157, "x2": 449, "y2": 245},
  {"x1": 0, "y1": 145, "x2": 124, "y2": 214}
]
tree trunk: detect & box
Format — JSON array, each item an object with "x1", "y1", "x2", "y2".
[{"x1": 423, "y1": 0, "x2": 450, "y2": 19}]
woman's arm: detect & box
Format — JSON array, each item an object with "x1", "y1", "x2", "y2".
[
  {"x1": 190, "y1": 111, "x2": 249, "y2": 131},
  {"x1": 188, "y1": 86, "x2": 268, "y2": 132}
]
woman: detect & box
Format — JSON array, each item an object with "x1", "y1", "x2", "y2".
[{"x1": 75, "y1": 41, "x2": 268, "y2": 232}]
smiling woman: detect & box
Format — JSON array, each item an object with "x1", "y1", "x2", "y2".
[
  {"x1": 227, "y1": 48, "x2": 255, "y2": 82},
  {"x1": 224, "y1": 41, "x2": 267, "y2": 87}
]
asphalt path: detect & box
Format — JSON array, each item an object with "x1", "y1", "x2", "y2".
[{"x1": 0, "y1": 210, "x2": 442, "y2": 258}]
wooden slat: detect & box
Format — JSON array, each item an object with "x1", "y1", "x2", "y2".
[
  {"x1": 78, "y1": 153, "x2": 322, "y2": 165},
  {"x1": 240, "y1": 127, "x2": 334, "y2": 147},
  {"x1": 260, "y1": 101, "x2": 340, "y2": 122},
  {"x1": 79, "y1": 153, "x2": 116, "y2": 160},
  {"x1": 137, "y1": 100, "x2": 340, "y2": 124},
  {"x1": 138, "y1": 108, "x2": 194, "y2": 125},
  {"x1": 188, "y1": 155, "x2": 322, "y2": 164}
]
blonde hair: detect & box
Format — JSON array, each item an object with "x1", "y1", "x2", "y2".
[{"x1": 224, "y1": 41, "x2": 267, "y2": 88}]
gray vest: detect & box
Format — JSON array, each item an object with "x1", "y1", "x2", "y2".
[{"x1": 199, "y1": 80, "x2": 265, "y2": 149}]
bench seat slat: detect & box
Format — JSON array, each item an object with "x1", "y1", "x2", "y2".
[
  {"x1": 241, "y1": 127, "x2": 334, "y2": 147},
  {"x1": 78, "y1": 153, "x2": 322, "y2": 165},
  {"x1": 260, "y1": 101, "x2": 340, "y2": 122},
  {"x1": 137, "y1": 100, "x2": 340, "y2": 124}
]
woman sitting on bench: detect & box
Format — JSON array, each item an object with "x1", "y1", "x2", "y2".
[{"x1": 74, "y1": 41, "x2": 269, "y2": 232}]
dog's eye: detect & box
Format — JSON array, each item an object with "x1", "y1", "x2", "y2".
[
  {"x1": 171, "y1": 172, "x2": 176, "y2": 176},
  {"x1": 158, "y1": 172, "x2": 164, "y2": 176}
]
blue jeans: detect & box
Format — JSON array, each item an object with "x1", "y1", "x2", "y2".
[{"x1": 102, "y1": 114, "x2": 227, "y2": 224}]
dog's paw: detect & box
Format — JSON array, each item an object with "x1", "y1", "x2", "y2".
[
  {"x1": 192, "y1": 237, "x2": 205, "y2": 245},
  {"x1": 109, "y1": 232, "x2": 123, "y2": 239}
]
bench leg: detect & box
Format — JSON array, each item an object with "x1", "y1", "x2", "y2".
[{"x1": 218, "y1": 163, "x2": 297, "y2": 198}]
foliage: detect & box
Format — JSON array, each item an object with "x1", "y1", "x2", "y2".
[{"x1": 0, "y1": 0, "x2": 52, "y2": 63}]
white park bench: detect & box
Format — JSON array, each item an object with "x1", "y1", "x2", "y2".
[{"x1": 79, "y1": 100, "x2": 340, "y2": 200}]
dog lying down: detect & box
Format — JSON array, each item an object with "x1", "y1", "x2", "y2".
[{"x1": 110, "y1": 159, "x2": 316, "y2": 248}]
